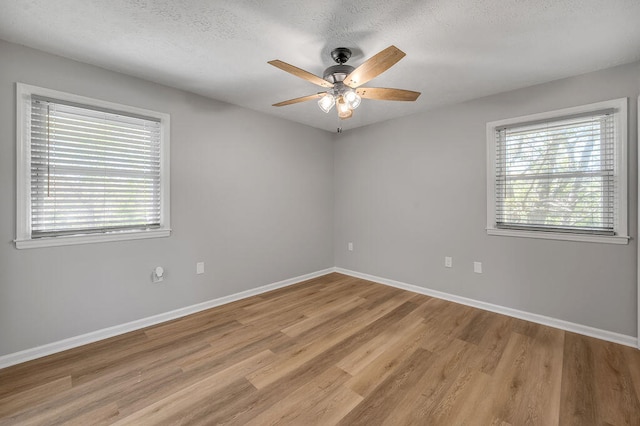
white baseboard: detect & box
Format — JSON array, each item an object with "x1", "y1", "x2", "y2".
[
  {"x1": 2, "y1": 265, "x2": 635, "y2": 369},
  {"x1": 0, "y1": 268, "x2": 335, "y2": 369},
  {"x1": 335, "y1": 267, "x2": 638, "y2": 348}
]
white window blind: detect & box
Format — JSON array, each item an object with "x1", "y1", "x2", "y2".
[
  {"x1": 29, "y1": 96, "x2": 162, "y2": 238},
  {"x1": 494, "y1": 111, "x2": 615, "y2": 235}
]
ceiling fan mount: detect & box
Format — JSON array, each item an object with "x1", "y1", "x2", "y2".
[
  {"x1": 330, "y1": 47, "x2": 352, "y2": 64},
  {"x1": 268, "y1": 45, "x2": 421, "y2": 121}
]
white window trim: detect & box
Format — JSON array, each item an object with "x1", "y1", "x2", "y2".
[
  {"x1": 15, "y1": 83, "x2": 171, "y2": 249},
  {"x1": 486, "y1": 98, "x2": 629, "y2": 245}
]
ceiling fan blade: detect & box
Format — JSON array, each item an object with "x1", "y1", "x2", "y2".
[
  {"x1": 273, "y1": 93, "x2": 323, "y2": 107},
  {"x1": 356, "y1": 87, "x2": 421, "y2": 101},
  {"x1": 268, "y1": 60, "x2": 333, "y2": 88},
  {"x1": 344, "y1": 45, "x2": 406, "y2": 88}
]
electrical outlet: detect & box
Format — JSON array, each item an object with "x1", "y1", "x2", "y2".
[
  {"x1": 152, "y1": 266, "x2": 164, "y2": 283},
  {"x1": 474, "y1": 262, "x2": 482, "y2": 274},
  {"x1": 348, "y1": 242, "x2": 354, "y2": 251},
  {"x1": 445, "y1": 256, "x2": 452, "y2": 268},
  {"x1": 196, "y1": 262, "x2": 205, "y2": 275}
]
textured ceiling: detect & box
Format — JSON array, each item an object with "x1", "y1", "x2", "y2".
[{"x1": 1, "y1": 0, "x2": 640, "y2": 132}]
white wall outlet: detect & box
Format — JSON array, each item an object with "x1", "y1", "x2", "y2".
[
  {"x1": 445, "y1": 256, "x2": 452, "y2": 268},
  {"x1": 474, "y1": 262, "x2": 482, "y2": 274},
  {"x1": 348, "y1": 242, "x2": 354, "y2": 251},
  {"x1": 196, "y1": 262, "x2": 205, "y2": 275},
  {"x1": 152, "y1": 266, "x2": 164, "y2": 283}
]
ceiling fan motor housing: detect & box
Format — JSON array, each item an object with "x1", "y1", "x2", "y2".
[
  {"x1": 324, "y1": 47, "x2": 354, "y2": 84},
  {"x1": 323, "y1": 64, "x2": 355, "y2": 84}
]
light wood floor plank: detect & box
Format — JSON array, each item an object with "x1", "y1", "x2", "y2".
[
  {"x1": 345, "y1": 320, "x2": 431, "y2": 397},
  {"x1": 1, "y1": 273, "x2": 638, "y2": 425},
  {"x1": 0, "y1": 376, "x2": 72, "y2": 418},
  {"x1": 382, "y1": 338, "x2": 482, "y2": 425},
  {"x1": 244, "y1": 366, "x2": 361, "y2": 426}
]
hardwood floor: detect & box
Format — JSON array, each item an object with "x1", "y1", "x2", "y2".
[{"x1": 1, "y1": 272, "x2": 639, "y2": 425}]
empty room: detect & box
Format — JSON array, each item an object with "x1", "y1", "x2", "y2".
[{"x1": 1, "y1": 1, "x2": 640, "y2": 425}]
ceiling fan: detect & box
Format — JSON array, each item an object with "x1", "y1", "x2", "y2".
[{"x1": 268, "y1": 45, "x2": 421, "y2": 120}]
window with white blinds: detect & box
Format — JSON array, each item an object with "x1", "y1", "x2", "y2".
[
  {"x1": 16, "y1": 84, "x2": 170, "y2": 248},
  {"x1": 487, "y1": 99, "x2": 628, "y2": 244}
]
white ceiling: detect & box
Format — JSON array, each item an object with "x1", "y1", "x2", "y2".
[{"x1": 1, "y1": 0, "x2": 640, "y2": 133}]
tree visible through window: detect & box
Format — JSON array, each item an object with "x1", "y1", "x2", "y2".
[
  {"x1": 487, "y1": 99, "x2": 627, "y2": 243},
  {"x1": 496, "y1": 113, "x2": 614, "y2": 233}
]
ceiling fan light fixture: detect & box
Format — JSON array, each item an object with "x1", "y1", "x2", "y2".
[
  {"x1": 338, "y1": 109, "x2": 353, "y2": 120},
  {"x1": 336, "y1": 96, "x2": 353, "y2": 119},
  {"x1": 317, "y1": 93, "x2": 335, "y2": 113},
  {"x1": 344, "y1": 90, "x2": 361, "y2": 109}
]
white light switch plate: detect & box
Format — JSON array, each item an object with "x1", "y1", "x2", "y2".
[{"x1": 196, "y1": 262, "x2": 205, "y2": 274}]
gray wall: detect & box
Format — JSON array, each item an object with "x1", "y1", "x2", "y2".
[
  {"x1": 334, "y1": 61, "x2": 639, "y2": 337},
  {"x1": 0, "y1": 40, "x2": 334, "y2": 356},
  {"x1": 1, "y1": 38, "x2": 638, "y2": 358}
]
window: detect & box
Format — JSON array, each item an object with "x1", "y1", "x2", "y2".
[
  {"x1": 15, "y1": 83, "x2": 170, "y2": 248},
  {"x1": 487, "y1": 98, "x2": 628, "y2": 244}
]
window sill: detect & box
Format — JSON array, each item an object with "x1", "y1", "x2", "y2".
[
  {"x1": 15, "y1": 228, "x2": 171, "y2": 249},
  {"x1": 486, "y1": 228, "x2": 629, "y2": 245}
]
